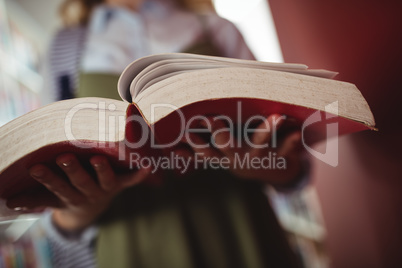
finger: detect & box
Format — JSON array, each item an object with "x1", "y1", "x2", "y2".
[
  {"x1": 29, "y1": 164, "x2": 85, "y2": 206},
  {"x1": 173, "y1": 147, "x2": 193, "y2": 159},
  {"x1": 90, "y1": 155, "x2": 117, "y2": 192},
  {"x1": 56, "y1": 154, "x2": 103, "y2": 200},
  {"x1": 6, "y1": 190, "x2": 62, "y2": 210},
  {"x1": 200, "y1": 117, "x2": 234, "y2": 157},
  {"x1": 277, "y1": 131, "x2": 302, "y2": 157},
  {"x1": 171, "y1": 141, "x2": 194, "y2": 159},
  {"x1": 211, "y1": 118, "x2": 235, "y2": 155},
  {"x1": 251, "y1": 114, "x2": 285, "y2": 148},
  {"x1": 119, "y1": 167, "x2": 151, "y2": 188},
  {"x1": 182, "y1": 133, "x2": 222, "y2": 159}
]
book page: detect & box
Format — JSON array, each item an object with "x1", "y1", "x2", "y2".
[
  {"x1": 119, "y1": 53, "x2": 321, "y2": 102},
  {"x1": 130, "y1": 60, "x2": 228, "y2": 97},
  {"x1": 123, "y1": 54, "x2": 338, "y2": 100},
  {"x1": 133, "y1": 67, "x2": 374, "y2": 128}
]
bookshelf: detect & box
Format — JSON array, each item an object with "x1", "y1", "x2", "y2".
[
  {"x1": 0, "y1": 215, "x2": 51, "y2": 268},
  {"x1": 0, "y1": 0, "x2": 47, "y2": 266},
  {"x1": 268, "y1": 185, "x2": 329, "y2": 268},
  {"x1": 0, "y1": 0, "x2": 43, "y2": 127}
]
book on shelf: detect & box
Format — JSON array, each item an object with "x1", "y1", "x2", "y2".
[{"x1": 0, "y1": 53, "x2": 376, "y2": 205}]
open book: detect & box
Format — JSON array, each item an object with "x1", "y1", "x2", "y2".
[{"x1": 0, "y1": 53, "x2": 375, "y2": 202}]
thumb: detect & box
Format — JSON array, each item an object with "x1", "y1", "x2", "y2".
[{"x1": 119, "y1": 167, "x2": 151, "y2": 189}]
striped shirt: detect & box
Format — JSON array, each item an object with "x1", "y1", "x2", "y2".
[
  {"x1": 41, "y1": 211, "x2": 98, "y2": 268},
  {"x1": 48, "y1": 1, "x2": 254, "y2": 102},
  {"x1": 44, "y1": 2, "x2": 255, "y2": 267}
]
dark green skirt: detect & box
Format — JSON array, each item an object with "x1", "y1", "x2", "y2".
[{"x1": 96, "y1": 170, "x2": 301, "y2": 268}]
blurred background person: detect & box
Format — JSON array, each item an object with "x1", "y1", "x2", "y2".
[
  {"x1": 49, "y1": 0, "x2": 255, "y2": 101},
  {"x1": 5, "y1": 0, "x2": 306, "y2": 267}
]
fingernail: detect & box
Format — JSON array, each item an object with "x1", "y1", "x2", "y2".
[
  {"x1": 273, "y1": 115, "x2": 285, "y2": 122},
  {"x1": 286, "y1": 116, "x2": 297, "y2": 122},
  {"x1": 30, "y1": 168, "x2": 44, "y2": 178},
  {"x1": 61, "y1": 161, "x2": 71, "y2": 167},
  {"x1": 93, "y1": 162, "x2": 103, "y2": 169},
  {"x1": 56, "y1": 154, "x2": 74, "y2": 167},
  {"x1": 199, "y1": 119, "x2": 208, "y2": 127},
  {"x1": 13, "y1": 207, "x2": 28, "y2": 211},
  {"x1": 293, "y1": 132, "x2": 302, "y2": 141}
]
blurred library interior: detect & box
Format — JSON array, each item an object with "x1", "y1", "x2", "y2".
[{"x1": 0, "y1": 0, "x2": 401, "y2": 267}]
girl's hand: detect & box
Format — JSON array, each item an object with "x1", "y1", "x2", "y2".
[
  {"x1": 7, "y1": 153, "x2": 150, "y2": 232},
  {"x1": 180, "y1": 114, "x2": 303, "y2": 186}
]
